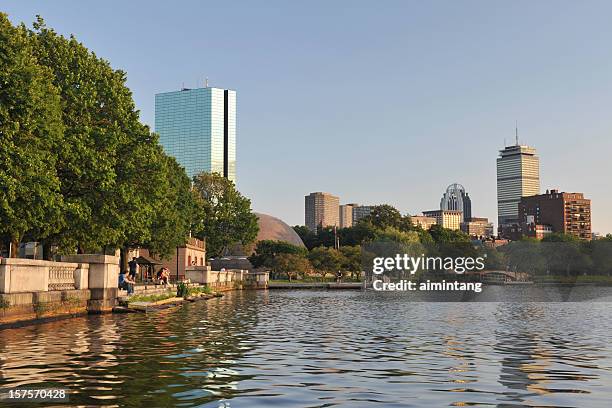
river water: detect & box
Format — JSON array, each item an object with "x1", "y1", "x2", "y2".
[{"x1": 1, "y1": 287, "x2": 612, "y2": 407}]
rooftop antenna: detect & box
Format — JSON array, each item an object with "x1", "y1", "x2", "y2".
[
  {"x1": 515, "y1": 120, "x2": 519, "y2": 146},
  {"x1": 205, "y1": 77, "x2": 209, "y2": 88}
]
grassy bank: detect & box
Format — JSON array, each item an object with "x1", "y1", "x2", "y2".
[{"x1": 127, "y1": 291, "x2": 176, "y2": 303}]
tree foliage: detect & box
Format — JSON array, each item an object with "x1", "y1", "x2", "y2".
[
  {"x1": 360, "y1": 204, "x2": 413, "y2": 232},
  {"x1": 308, "y1": 247, "x2": 343, "y2": 279},
  {"x1": 144, "y1": 156, "x2": 197, "y2": 258},
  {"x1": 272, "y1": 253, "x2": 312, "y2": 281},
  {"x1": 249, "y1": 239, "x2": 307, "y2": 268},
  {"x1": 0, "y1": 15, "x2": 199, "y2": 259},
  {"x1": 28, "y1": 17, "x2": 172, "y2": 253},
  {"x1": 339, "y1": 245, "x2": 362, "y2": 278},
  {"x1": 0, "y1": 14, "x2": 64, "y2": 255},
  {"x1": 192, "y1": 172, "x2": 259, "y2": 257}
]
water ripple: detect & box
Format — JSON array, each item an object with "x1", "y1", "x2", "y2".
[{"x1": 0, "y1": 288, "x2": 611, "y2": 407}]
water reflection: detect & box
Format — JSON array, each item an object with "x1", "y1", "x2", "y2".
[
  {"x1": 494, "y1": 303, "x2": 606, "y2": 407},
  {"x1": 0, "y1": 289, "x2": 610, "y2": 407}
]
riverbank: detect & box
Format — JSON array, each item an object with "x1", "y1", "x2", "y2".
[
  {"x1": 533, "y1": 275, "x2": 612, "y2": 285},
  {"x1": 0, "y1": 255, "x2": 269, "y2": 328},
  {"x1": 269, "y1": 281, "x2": 363, "y2": 289}
]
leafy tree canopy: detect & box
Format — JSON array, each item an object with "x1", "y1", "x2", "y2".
[
  {"x1": 192, "y1": 172, "x2": 259, "y2": 258},
  {"x1": 308, "y1": 247, "x2": 343, "y2": 277},
  {"x1": 359, "y1": 204, "x2": 413, "y2": 232},
  {"x1": 0, "y1": 13, "x2": 64, "y2": 254},
  {"x1": 249, "y1": 239, "x2": 307, "y2": 268}
]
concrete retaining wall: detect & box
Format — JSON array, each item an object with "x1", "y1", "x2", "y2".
[
  {"x1": 0, "y1": 289, "x2": 90, "y2": 326},
  {"x1": 0, "y1": 255, "x2": 119, "y2": 325},
  {"x1": 185, "y1": 266, "x2": 268, "y2": 290}
]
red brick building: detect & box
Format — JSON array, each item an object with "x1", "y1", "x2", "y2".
[{"x1": 519, "y1": 190, "x2": 591, "y2": 240}]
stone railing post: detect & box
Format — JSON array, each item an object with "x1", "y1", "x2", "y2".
[{"x1": 62, "y1": 255, "x2": 119, "y2": 313}]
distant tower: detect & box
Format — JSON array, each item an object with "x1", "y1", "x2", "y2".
[
  {"x1": 440, "y1": 183, "x2": 471, "y2": 222},
  {"x1": 497, "y1": 141, "x2": 540, "y2": 234},
  {"x1": 305, "y1": 192, "x2": 340, "y2": 231}
]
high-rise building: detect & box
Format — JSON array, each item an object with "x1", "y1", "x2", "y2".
[
  {"x1": 155, "y1": 86, "x2": 237, "y2": 182},
  {"x1": 305, "y1": 192, "x2": 340, "y2": 231},
  {"x1": 440, "y1": 183, "x2": 471, "y2": 222},
  {"x1": 339, "y1": 204, "x2": 356, "y2": 228},
  {"x1": 519, "y1": 190, "x2": 591, "y2": 240},
  {"x1": 422, "y1": 210, "x2": 463, "y2": 231},
  {"x1": 352, "y1": 205, "x2": 375, "y2": 224},
  {"x1": 497, "y1": 144, "x2": 540, "y2": 233}
]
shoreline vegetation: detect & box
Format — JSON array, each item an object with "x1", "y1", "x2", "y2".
[
  {"x1": 270, "y1": 275, "x2": 612, "y2": 285},
  {"x1": 0, "y1": 14, "x2": 258, "y2": 267}
]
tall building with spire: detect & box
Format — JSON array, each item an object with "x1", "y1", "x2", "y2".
[
  {"x1": 440, "y1": 183, "x2": 471, "y2": 222},
  {"x1": 496, "y1": 134, "x2": 540, "y2": 234}
]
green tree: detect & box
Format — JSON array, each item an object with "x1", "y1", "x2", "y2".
[
  {"x1": 541, "y1": 232, "x2": 580, "y2": 243},
  {"x1": 339, "y1": 222, "x2": 377, "y2": 246},
  {"x1": 293, "y1": 225, "x2": 320, "y2": 250},
  {"x1": 249, "y1": 240, "x2": 307, "y2": 268},
  {"x1": 591, "y1": 240, "x2": 612, "y2": 276},
  {"x1": 144, "y1": 156, "x2": 197, "y2": 259},
  {"x1": 308, "y1": 247, "x2": 342, "y2": 280},
  {"x1": 339, "y1": 245, "x2": 362, "y2": 279},
  {"x1": 428, "y1": 224, "x2": 471, "y2": 243},
  {"x1": 540, "y1": 234, "x2": 590, "y2": 276},
  {"x1": 503, "y1": 240, "x2": 547, "y2": 275},
  {"x1": 0, "y1": 14, "x2": 64, "y2": 256},
  {"x1": 272, "y1": 253, "x2": 312, "y2": 281},
  {"x1": 482, "y1": 245, "x2": 506, "y2": 270},
  {"x1": 315, "y1": 226, "x2": 338, "y2": 248},
  {"x1": 192, "y1": 172, "x2": 258, "y2": 257},
  {"x1": 374, "y1": 227, "x2": 420, "y2": 245},
  {"x1": 360, "y1": 205, "x2": 401, "y2": 230},
  {"x1": 29, "y1": 17, "x2": 175, "y2": 257}
]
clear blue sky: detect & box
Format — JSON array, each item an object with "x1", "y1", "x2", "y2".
[{"x1": 5, "y1": 1, "x2": 612, "y2": 233}]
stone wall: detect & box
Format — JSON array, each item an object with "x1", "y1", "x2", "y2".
[
  {"x1": 0, "y1": 258, "x2": 88, "y2": 293},
  {"x1": 0, "y1": 290, "x2": 90, "y2": 326},
  {"x1": 185, "y1": 266, "x2": 268, "y2": 290},
  {"x1": 0, "y1": 255, "x2": 268, "y2": 327},
  {"x1": 0, "y1": 255, "x2": 119, "y2": 326}
]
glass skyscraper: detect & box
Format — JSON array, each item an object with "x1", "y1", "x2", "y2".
[{"x1": 155, "y1": 87, "x2": 236, "y2": 182}]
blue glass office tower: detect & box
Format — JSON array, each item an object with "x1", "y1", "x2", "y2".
[{"x1": 155, "y1": 87, "x2": 237, "y2": 182}]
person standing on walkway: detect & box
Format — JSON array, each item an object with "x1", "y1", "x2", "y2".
[{"x1": 128, "y1": 257, "x2": 138, "y2": 281}]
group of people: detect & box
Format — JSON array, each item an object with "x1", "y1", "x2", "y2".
[{"x1": 118, "y1": 257, "x2": 171, "y2": 295}]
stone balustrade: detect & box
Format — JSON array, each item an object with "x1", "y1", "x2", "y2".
[
  {"x1": 0, "y1": 258, "x2": 89, "y2": 294},
  {"x1": 0, "y1": 255, "x2": 268, "y2": 326},
  {"x1": 0, "y1": 255, "x2": 119, "y2": 325}
]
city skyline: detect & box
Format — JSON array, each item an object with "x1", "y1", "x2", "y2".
[{"x1": 4, "y1": 2, "x2": 612, "y2": 233}]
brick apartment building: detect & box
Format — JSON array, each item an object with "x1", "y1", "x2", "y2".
[{"x1": 518, "y1": 189, "x2": 591, "y2": 240}]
